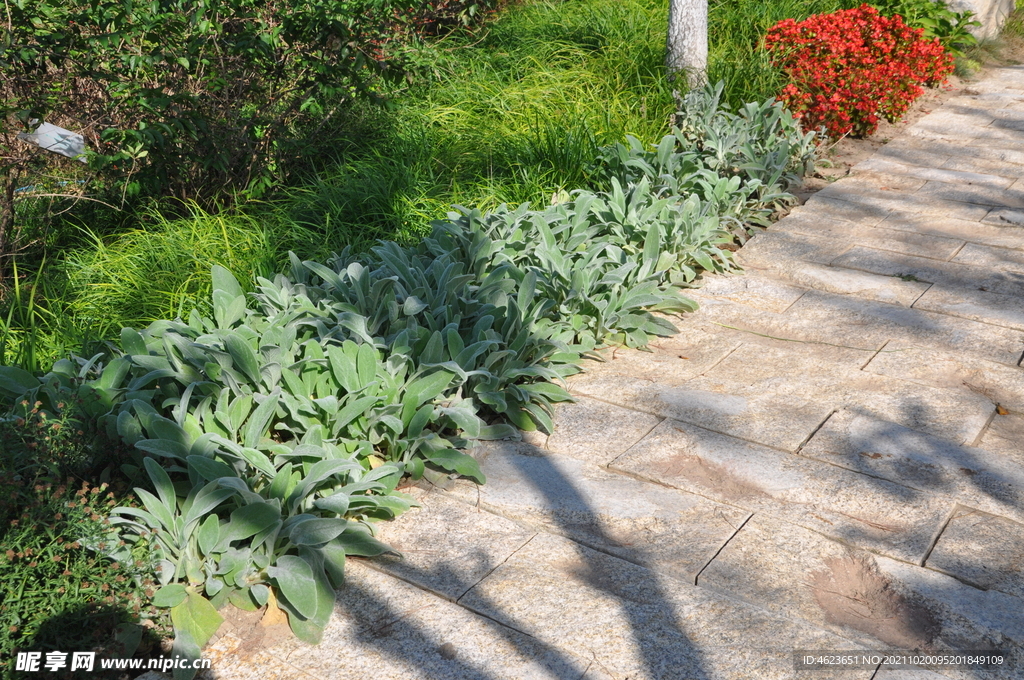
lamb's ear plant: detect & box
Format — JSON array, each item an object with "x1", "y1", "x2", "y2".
[{"x1": 0, "y1": 85, "x2": 817, "y2": 676}]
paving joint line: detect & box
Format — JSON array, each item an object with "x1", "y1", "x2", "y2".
[
  {"x1": 969, "y1": 404, "x2": 1001, "y2": 448},
  {"x1": 604, "y1": 416, "x2": 667, "y2": 469},
  {"x1": 693, "y1": 512, "x2": 753, "y2": 586},
  {"x1": 455, "y1": 532, "x2": 539, "y2": 605},
  {"x1": 565, "y1": 391, "x2": 664, "y2": 422},
  {"x1": 945, "y1": 240, "x2": 969, "y2": 262},
  {"x1": 918, "y1": 503, "x2": 960, "y2": 567},
  {"x1": 779, "y1": 287, "x2": 808, "y2": 314},
  {"x1": 907, "y1": 281, "x2": 933, "y2": 308},
  {"x1": 708, "y1": 321, "x2": 883, "y2": 353},
  {"x1": 794, "y1": 409, "x2": 836, "y2": 454},
  {"x1": 698, "y1": 340, "x2": 743, "y2": 377},
  {"x1": 901, "y1": 301, "x2": 1024, "y2": 341}
]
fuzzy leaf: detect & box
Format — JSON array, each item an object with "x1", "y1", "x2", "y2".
[
  {"x1": 289, "y1": 517, "x2": 349, "y2": 546},
  {"x1": 153, "y1": 583, "x2": 188, "y2": 608},
  {"x1": 267, "y1": 555, "x2": 317, "y2": 619}
]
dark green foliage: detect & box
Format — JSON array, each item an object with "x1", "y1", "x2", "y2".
[
  {"x1": 869, "y1": 0, "x2": 980, "y2": 55},
  {"x1": 0, "y1": 0, "x2": 423, "y2": 266}
]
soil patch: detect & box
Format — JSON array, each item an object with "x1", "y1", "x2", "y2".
[
  {"x1": 207, "y1": 604, "x2": 295, "y2": 661},
  {"x1": 810, "y1": 554, "x2": 940, "y2": 649},
  {"x1": 660, "y1": 450, "x2": 769, "y2": 502}
]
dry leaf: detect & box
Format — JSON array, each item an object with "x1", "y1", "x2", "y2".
[{"x1": 261, "y1": 589, "x2": 289, "y2": 628}]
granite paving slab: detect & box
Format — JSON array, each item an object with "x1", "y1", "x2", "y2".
[
  {"x1": 831, "y1": 246, "x2": 1024, "y2": 299},
  {"x1": 281, "y1": 559, "x2": 595, "y2": 680},
  {"x1": 772, "y1": 211, "x2": 966, "y2": 261},
  {"x1": 698, "y1": 516, "x2": 1023, "y2": 680},
  {"x1": 684, "y1": 271, "x2": 807, "y2": 313},
  {"x1": 696, "y1": 515, "x2": 882, "y2": 646},
  {"x1": 926, "y1": 506, "x2": 1024, "y2": 599},
  {"x1": 916, "y1": 179, "x2": 1024, "y2": 210},
  {"x1": 798, "y1": 194, "x2": 895, "y2": 224},
  {"x1": 733, "y1": 229, "x2": 855, "y2": 266},
  {"x1": 905, "y1": 110, "x2": 998, "y2": 131},
  {"x1": 439, "y1": 441, "x2": 749, "y2": 585},
  {"x1": 369, "y1": 488, "x2": 535, "y2": 601},
  {"x1": 912, "y1": 284, "x2": 1024, "y2": 331},
  {"x1": 863, "y1": 342, "x2": 1024, "y2": 412},
  {"x1": 544, "y1": 397, "x2": 663, "y2": 463},
  {"x1": 687, "y1": 289, "x2": 1024, "y2": 366},
  {"x1": 565, "y1": 328, "x2": 740, "y2": 409},
  {"x1": 806, "y1": 187, "x2": 992, "y2": 221},
  {"x1": 909, "y1": 120, "x2": 1024, "y2": 144},
  {"x1": 610, "y1": 419, "x2": 950, "y2": 563},
  {"x1": 683, "y1": 340, "x2": 993, "y2": 449},
  {"x1": 951, "y1": 241, "x2": 1024, "y2": 272},
  {"x1": 853, "y1": 158, "x2": 1015, "y2": 190},
  {"x1": 744, "y1": 260, "x2": 930, "y2": 307},
  {"x1": 799, "y1": 409, "x2": 1024, "y2": 524},
  {"x1": 884, "y1": 135, "x2": 1024, "y2": 168},
  {"x1": 890, "y1": 123, "x2": 1024, "y2": 153},
  {"x1": 945, "y1": 93, "x2": 1024, "y2": 111},
  {"x1": 978, "y1": 413, "x2": 1024, "y2": 465},
  {"x1": 876, "y1": 211, "x2": 1024, "y2": 251},
  {"x1": 982, "y1": 207, "x2": 1024, "y2": 227},
  {"x1": 873, "y1": 143, "x2": 955, "y2": 170},
  {"x1": 458, "y1": 532, "x2": 873, "y2": 680},
  {"x1": 571, "y1": 339, "x2": 867, "y2": 451},
  {"x1": 943, "y1": 153, "x2": 1024, "y2": 176},
  {"x1": 813, "y1": 171, "x2": 927, "y2": 194}
]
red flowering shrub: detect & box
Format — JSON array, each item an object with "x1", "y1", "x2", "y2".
[{"x1": 765, "y1": 5, "x2": 954, "y2": 138}]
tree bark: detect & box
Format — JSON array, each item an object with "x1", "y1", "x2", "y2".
[
  {"x1": 0, "y1": 175, "x2": 16, "y2": 288},
  {"x1": 666, "y1": 0, "x2": 708, "y2": 89}
]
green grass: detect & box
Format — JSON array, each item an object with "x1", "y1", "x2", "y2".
[
  {"x1": 3, "y1": 0, "x2": 858, "y2": 368},
  {"x1": 708, "y1": 0, "x2": 855, "y2": 104}
]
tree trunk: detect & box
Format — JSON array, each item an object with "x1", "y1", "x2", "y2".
[
  {"x1": 0, "y1": 176, "x2": 16, "y2": 288},
  {"x1": 666, "y1": 0, "x2": 708, "y2": 89}
]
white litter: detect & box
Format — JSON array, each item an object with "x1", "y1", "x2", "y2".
[{"x1": 17, "y1": 121, "x2": 88, "y2": 163}]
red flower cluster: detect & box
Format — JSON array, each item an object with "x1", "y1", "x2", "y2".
[{"x1": 765, "y1": 5, "x2": 954, "y2": 138}]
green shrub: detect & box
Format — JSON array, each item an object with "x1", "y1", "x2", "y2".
[{"x1": 0, "y1": 0, "x2": 423, "y2": 265}]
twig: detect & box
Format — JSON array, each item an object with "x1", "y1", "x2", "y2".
[
  {"x1": 708, "y1": 321, "x2": 911, "y2": 353},
  {"x1": 12, "y1": 193, "x2": 121, "y2": 211}
]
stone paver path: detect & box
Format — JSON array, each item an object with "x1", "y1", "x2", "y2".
[{"x1": 198, "y1": 67, "x2": 1024, "y2": 680}]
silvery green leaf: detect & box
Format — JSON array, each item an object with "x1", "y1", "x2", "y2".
[
  {"x1": 289, "y1": 517, "x2": 349, "y2": 546},
  {"x1": 313, "y1": 492, "x2": 350, "y2": 516},
  {"x1": 249, "y1": 583, "x2": 270, "y2": 607},
  {"x1": 267, "y1": 555, "x2": 317, "y2": 619},
  {"x1": 211, "y1": 265, "x2": 244, "y2": 299},
  {"x1": 197, "y1": 515, "x2": 220, "y2": 556},
  {"x1": 217, "y1": 502, "x2": 281, "y2": 550},
  {"x1": 402, "y1": 296, "x2": 428, "y2": 315},
  {"x1": 153, "y1": 583, "x2": 188, "y2": 608}
]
